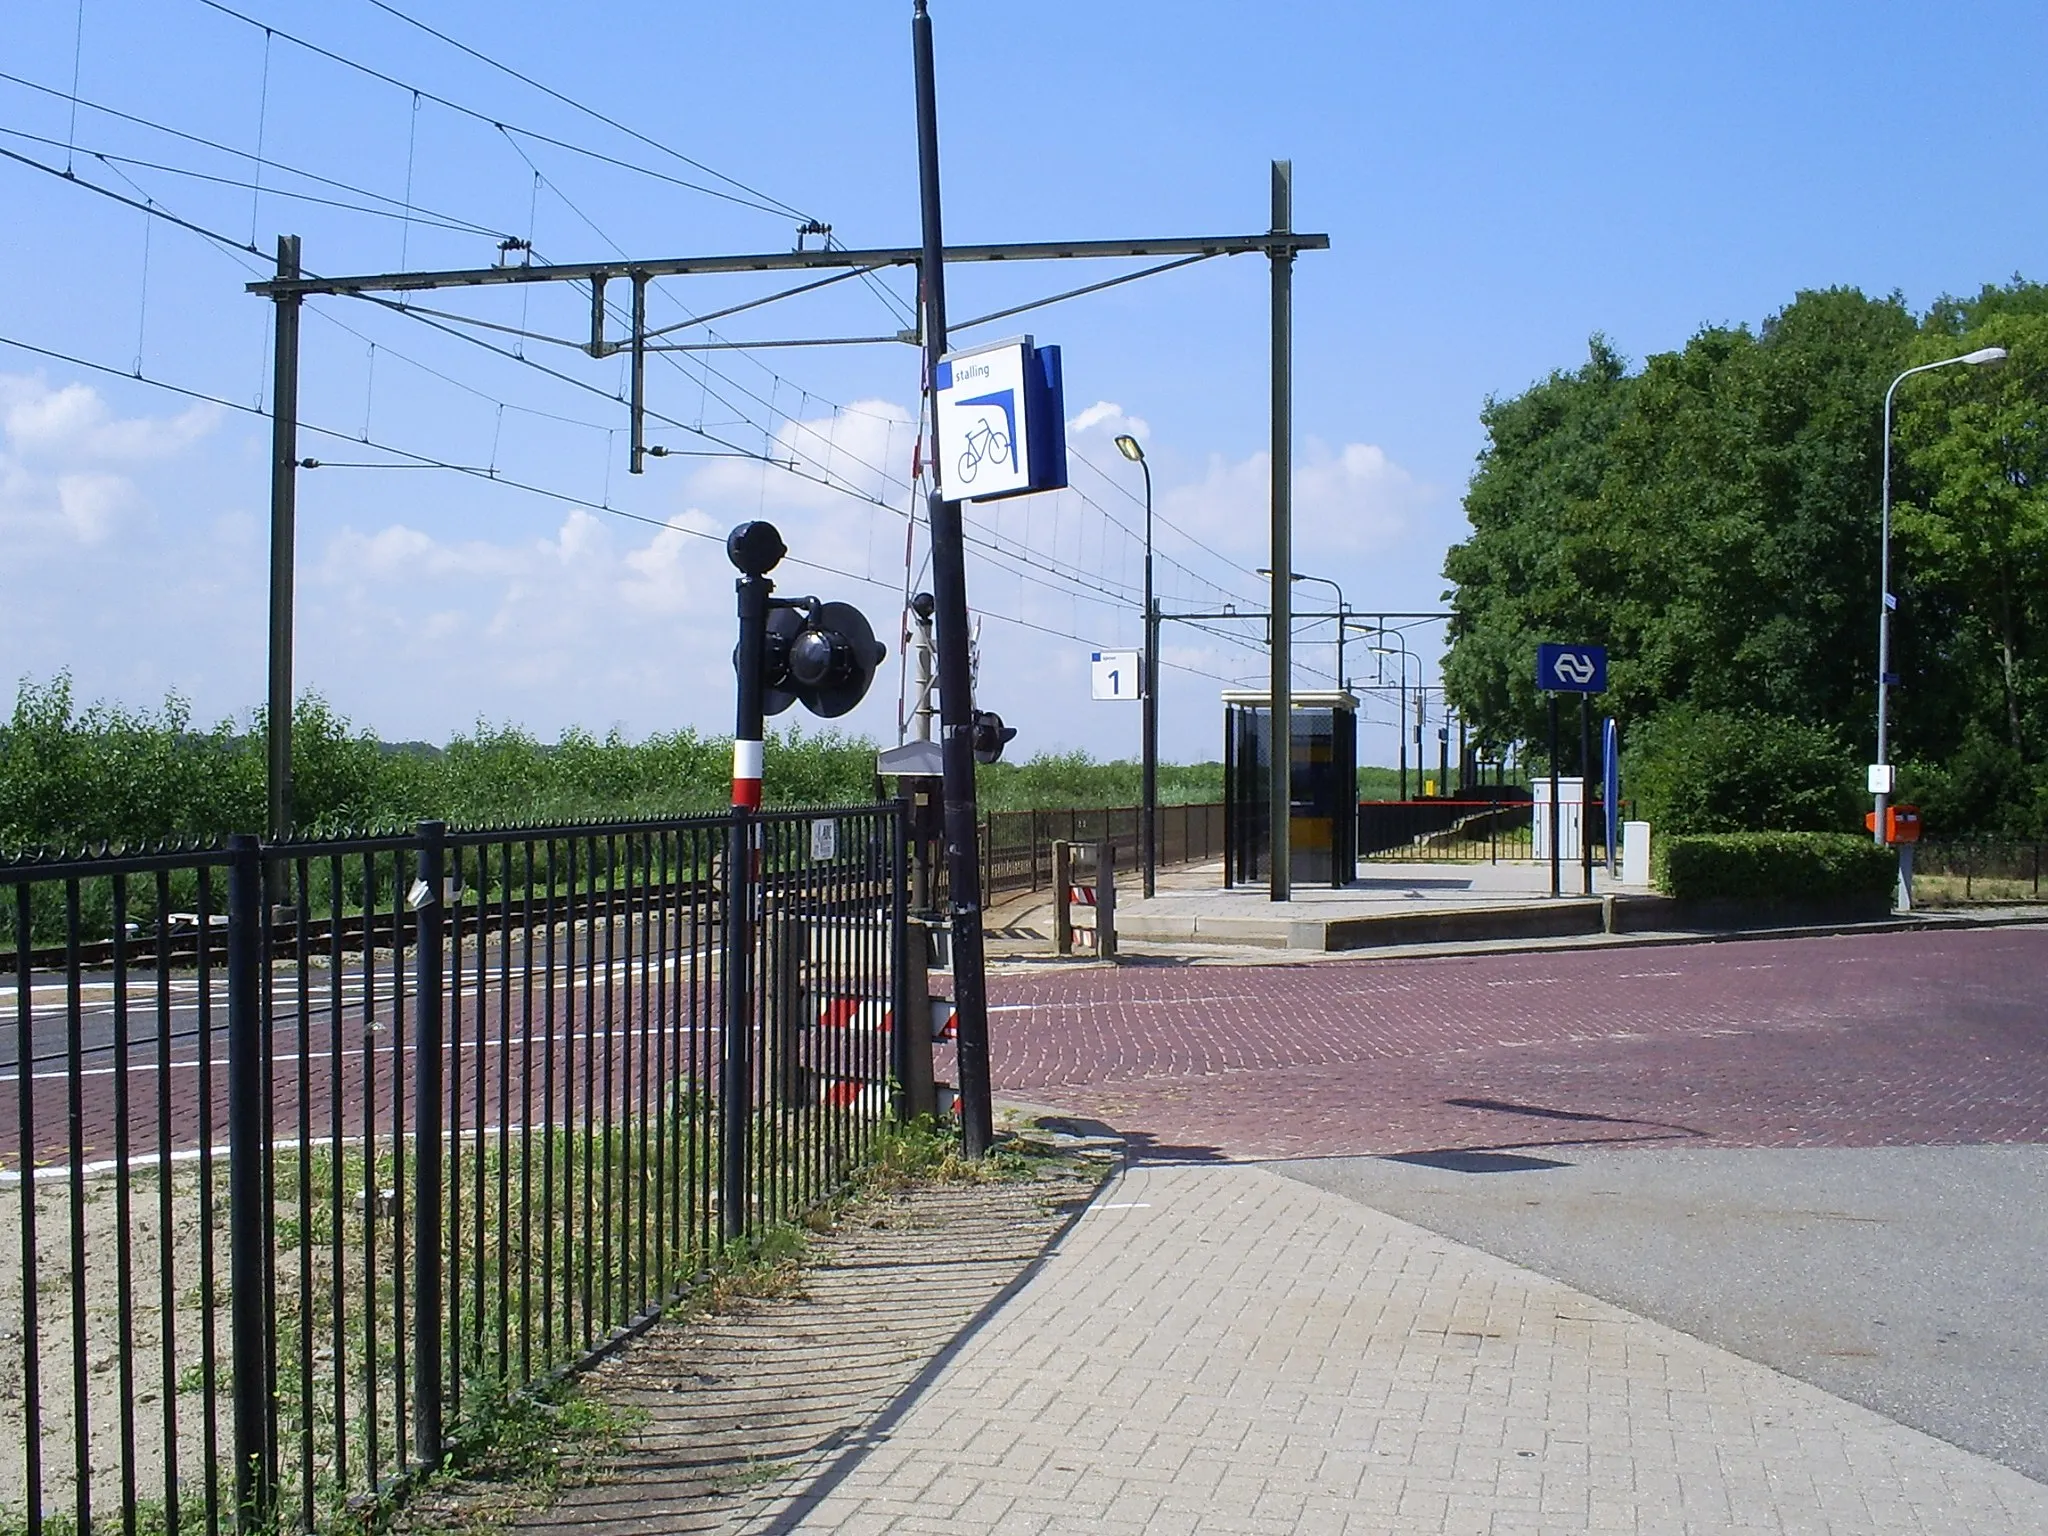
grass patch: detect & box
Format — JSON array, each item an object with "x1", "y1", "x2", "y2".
[
  {"x1": 854, "y1": 1116, "x2": 1057, "y2": 1194},
  {"x1": 389, "y1": 1381, "x2": 647, "y2": 1536}
]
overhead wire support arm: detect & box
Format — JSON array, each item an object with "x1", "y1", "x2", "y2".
[
  {"x1": 645, "y1": 335, "x2": 908, "y2": 353},
  {"x1": 244, "y1": 231, "x2": 1332, "y2": 299},
  {"x1": 639, "y1": 265, "x2": 892, "y2": 341},
  {"x1": 946, "y1": 251, "x2": 1216, "y2": 334}
]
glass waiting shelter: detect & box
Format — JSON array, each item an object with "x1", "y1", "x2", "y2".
[{"x1": 1221, "y1": 689, "x2": 1359, "y2": 888}]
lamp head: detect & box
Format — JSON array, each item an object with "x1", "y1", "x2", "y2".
[
  {"x1": 1963, "y1": 346, "x2": 2009, "y2": 366},
  {"x1": 727, "y1": 520, "x2": 786, "y2": 577},
  {"x1": 1114, "y1": 433, "x2": 1145, "y2": 463}
]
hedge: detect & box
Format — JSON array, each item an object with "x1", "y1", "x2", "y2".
[{"x1": 1655, "y1": 832, "x2": 1897, "y2": 903}]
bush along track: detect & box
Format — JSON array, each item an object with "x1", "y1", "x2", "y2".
[{"x1": 392, "y1": 1114, "x2": 1114, "y2": 1536}]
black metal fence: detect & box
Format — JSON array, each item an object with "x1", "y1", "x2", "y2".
[
  {"x1": 1, "y1": 803, "x2": 906, "y2": 1536},
  {"x1": 1358, "y1": 799, "x2": 1539, "y2": 863},
  {"x1": 1912, "y1": 840, "x2": 2048, "y2": 903},
  {"x1": 976, "y1": 803, "x2": 1225, "y2": 896}
]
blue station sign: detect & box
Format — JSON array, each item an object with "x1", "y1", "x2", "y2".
[{"x1": 1537, "y1": 642, "x2": 1607, "y2": 694}]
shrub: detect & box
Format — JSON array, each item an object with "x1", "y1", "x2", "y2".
[
  {"x1": 1655, "y1": 831, "x2": 1896, "y2": 903},
  {"x1": 1624, "y1": 706, "x2": 1860, "y2": 836}
]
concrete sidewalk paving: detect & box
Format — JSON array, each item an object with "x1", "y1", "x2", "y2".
[{"x1": 757, "y1": 1161, "x2": 2048, "y2": 1535}]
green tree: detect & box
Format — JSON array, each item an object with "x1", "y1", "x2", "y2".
[
  {"x1": 1622, "y1": 707, "x2": 1860, "y2": 836},
  {"x1": 1443, "y1": 337, "x2": 1634, "y2": 746},
  {"x1": 1445, "y1": 292, "x2": 1915, "y2": 752},
  {"x1": 1895, "y1": 286, "x2": 2048, "y2": 772}
]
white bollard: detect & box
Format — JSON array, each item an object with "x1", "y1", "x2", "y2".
[{"x1": 1621, "y1": 821, "x2": 1652, "y2": 886}]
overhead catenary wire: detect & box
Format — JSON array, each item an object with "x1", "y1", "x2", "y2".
[
  {"x1": 5, "y1": 142, "x2": 1255, "y2": 638},
  {"x1": 6, "y1": 56, "x2": 956, "y2": 551},
  {"x1": 0, "y1": 137, "x2": 1155, "y2": 618},
  {"x1": 358, "y1": 0, "x2": 819, "y2": 225},
  {"x1": 0, "y1": 124, "x2": 515, "y2": 237},
  {"x1": 0, "y1": 68, "x2": 522, "y2": 241},
  {"x1": 0, "y1": 140, "x2": 871, "y2": 479},
  {"x1": 189, "y1": 0, "x2": 809, "y2": 221},
  {"x1": 4, "y1": 72, "x2": 1244, "y2": 645},
  {"x1": 1070, "y1": 442, "x2": 1266, "y2": 592}
]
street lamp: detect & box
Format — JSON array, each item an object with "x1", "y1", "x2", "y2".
[
  {"x1": 1368, "y1": 641, "x2": 1420, "y2": 799},
  {"x1": 1875, "y1": 345, "x2": 2006, "y2": 905},
  {"x1": 1115, "y1": 432, "x2": 1160, "y2": 898},
  {"x1": 1257, "y1": 568, "x2": 1348, "y2": 690}
]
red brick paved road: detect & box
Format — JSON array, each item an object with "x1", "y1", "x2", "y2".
[{"x1": 982, "y1": 927, "x2": 2048, "y2": 1161}]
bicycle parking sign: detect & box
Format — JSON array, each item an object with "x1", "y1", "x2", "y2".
[{"x1": 934, "y1": 336, "x2": 1068, "y2": 502}]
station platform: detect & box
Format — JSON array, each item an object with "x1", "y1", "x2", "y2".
[
  {"x1": 1117, "y1": 857, "x2": 1647, "y2": 950},
  {"x1": 985, "y1": 856, "x2": 1664, "y2": 956}
]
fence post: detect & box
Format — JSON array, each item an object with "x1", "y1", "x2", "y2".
[
  {"x1": 1052, "y1": 840, "x2": 1072, "y2": 956},
  {"x1": 1097, "y1": 841, "x2": 1117, "y2": 961},
  {"x1": 225, "y1": 834, "x2": 276, "y2": 1531},
  {"x1": 411, "y1": 821, "x2": 447, "y2": 1471}
]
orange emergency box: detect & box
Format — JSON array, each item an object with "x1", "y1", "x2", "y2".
[{"x1": 1864, "y1": 804, "x2": 1922, "y2": 844}]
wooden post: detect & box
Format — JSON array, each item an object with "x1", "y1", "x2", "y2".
[
  {"x1": 1052, "y1": 839, "x2": 1073, "y2": 956},
  {"x1": 1096, "y1": 840, "x2": 1117, "y2": 961},
  {"x1": 768, "y1": 911, "x2": 808, "y2": 1107}
]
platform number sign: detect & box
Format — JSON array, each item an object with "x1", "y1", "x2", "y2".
[{"x1": 1091, "y1": 650, "x2": 1142, "y2": 702}]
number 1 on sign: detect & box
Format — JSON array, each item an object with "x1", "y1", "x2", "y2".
[{"x1": 1091, "y1": 649, "x2": 1141, "y2": 702}]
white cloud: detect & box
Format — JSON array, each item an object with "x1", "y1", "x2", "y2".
[
  {"x1": 1, "y1": 375, "x2": 218, "y2": 463},
  {"x1": 1067, "y1": 399, "x2": 1151, "y2": 441},
  {"x1": 687, "y1": 397, "x2": 916, "y2": 518},
  {"x1": 1158, "y1": 437, "x2": 1436, "y2": 563},
  {"x1": 0, "y1": 373, "x2": 221, "y2": 547}
]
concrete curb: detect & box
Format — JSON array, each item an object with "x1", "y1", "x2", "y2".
[{"x1": 1104, "y1": 905, "x2": 2046, "y2": 968}]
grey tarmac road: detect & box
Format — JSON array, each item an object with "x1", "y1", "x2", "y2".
[{"x1": 1275, "y1": 1143, "x2": 2048, "y2": 1485}]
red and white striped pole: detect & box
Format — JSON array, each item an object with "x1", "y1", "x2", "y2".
[{"x1": 732, "y1": 737, "x2": 763, "y2": 809}]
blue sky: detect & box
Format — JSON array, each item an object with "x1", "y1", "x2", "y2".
[{"x1": 3, "y1": 1, "x2": 2042, "y2": 768}]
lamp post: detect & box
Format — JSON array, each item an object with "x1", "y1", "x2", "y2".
[
  {"x1": 1369, "y1": 641, "x2": 1419, "y2": 799},
  {"x1": 1875, "y1": 346, "x2": 2006, "y2": 906},
  {"x1": 1115, "y1": 432, "x2": 1159, "y2": 898},
  {"x1": 1259, "y1": 569, "x2": 1348, "y2": 691}
]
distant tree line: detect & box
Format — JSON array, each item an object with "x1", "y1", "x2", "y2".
[
  {"x1": 0, "y1": 675, "x2": 1226, "y2": 852},
  {"x1": 1444, "y1": 280, "x2": 2048, "y2": 838}
]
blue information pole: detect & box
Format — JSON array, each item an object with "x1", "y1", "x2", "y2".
[
  {"x1": 1603, "y1": 715, "x2": 1621, "y2": 877},
  {"x1": 1536, "y1": 644, "x2": 1608, "y2": 898}
]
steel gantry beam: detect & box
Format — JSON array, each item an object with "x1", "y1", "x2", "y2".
[{"x1": 245, "y1": 232, "x2": 1331, "y2": 300}]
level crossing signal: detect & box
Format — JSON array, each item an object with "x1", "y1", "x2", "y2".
[
  {"x1": 763, "y1": 601, "x2": 887, "y2": 718},
  {"x1": 971, "y1": 710, "x2": 1016, "y2": 764},
  {"x1": 728, "y1": 521, "x2": 886, "y2": 722}
]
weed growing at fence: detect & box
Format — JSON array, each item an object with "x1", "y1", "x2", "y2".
[
  {"x1": 854, "y1": 1116, "x2": 1062, "y2": 1193},
  {"x1": 377, "y1": 1380, "x2": 647, "y2": 1536}
]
